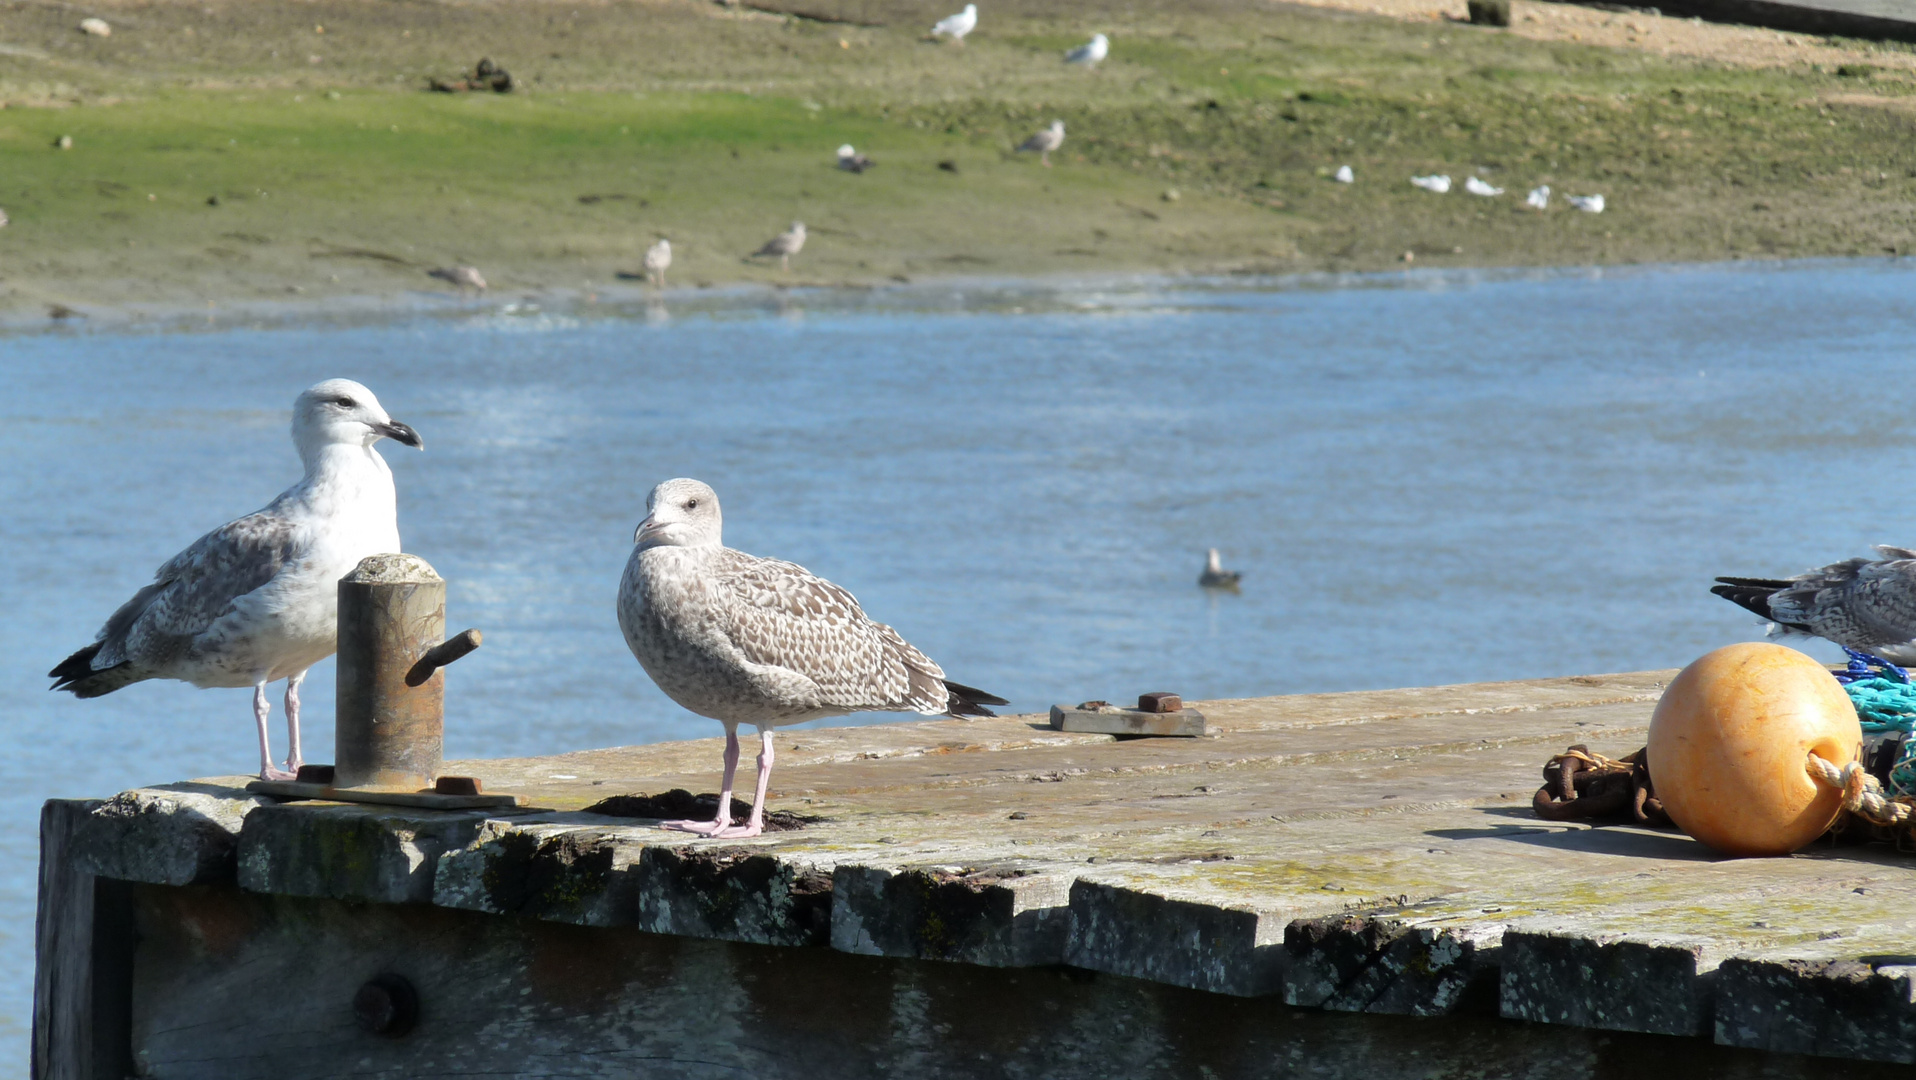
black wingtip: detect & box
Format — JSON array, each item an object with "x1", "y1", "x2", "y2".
[
  {"x1": 944, "y1": 679, "x2": 1010, "y2": 717},
  {"x1": 48, "y1": 643, "x2": 102, "y2": 694}
]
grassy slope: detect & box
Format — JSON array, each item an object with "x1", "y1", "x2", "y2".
[{"x1": 1, "y1": 0, "x2": 1915, "y2": 311}]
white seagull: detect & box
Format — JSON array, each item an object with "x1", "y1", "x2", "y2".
[
  {"x1": 50, "y1": 380, "x2": 423, "y2": 781},
  {"x1": 752, "y1": 221, "x2": 806, "y2": 271},
  {"x1": 932, "y1": 3, "x2": 977, "y2": 43},
  {"x1": 1198, "y1": 548, "x2": 1242, "y2": 589},
  {"x1": 837, "y1": 144, "x2": 875, "y2": 173},
  {"x1": 643, "y1": 238, "x2": 672, "y2": 288},
  {"x1": 1568, "y1": 193, "x2": 1605, "y2": 213},
  {"x1": 1410, "y1": 174, "x2": 1451, "y2": 194},
  {"x1": 1065, "y1": 33, "x2": 1108, "y2": 66},
  {"x1": 618, "y1": 479, "x2": 1007, "y2": 838},
  {"x1": 1715, "y1": 548, "x2": 1916, "y2": 665},
  {"x1": 1333, "y1": 165, "x2": 1354, "y2": 184},
  {"x1": 1018, "y1": 120, "x2": 1066, "y2": 167},
  {"x1": 1464, "y1": 176, "x2": 1503, "y2": 197},
  {"x1": 1526, "y1": 185, "x2": 1551, "y2": 210}
]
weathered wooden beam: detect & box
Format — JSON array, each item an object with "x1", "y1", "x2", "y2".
[
  {"x1": 830, "y1": 862, "x2": 1073, "y2": 965},
  {"x1": 236, "y1": 803, "x2": 493, "y2": 904},
  {"x1": 32, "y1": 799, "x2": 133, "y2": 1080}
]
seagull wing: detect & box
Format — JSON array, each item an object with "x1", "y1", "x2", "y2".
[
  {"x1": 715, "y1": 551, "x2": 951, "y2": 714},
  {"x1": 1767, "y1": 554, "x2": 1916, "y2": 653},
  {"x1": 53, "y1": 509, "x2": 302, "y2": 692}
]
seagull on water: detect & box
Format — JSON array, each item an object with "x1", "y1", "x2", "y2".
[
  {"x1": 837, "y1": 144, "x2": 875, "y2": 173},
  {"x1": 1065, "y1": 33, "x2": 1108, "y2": 66},
  {"x1": 1714, "y1": 548, "x2": 1916, "y2": 665},
  {"x1": 751, "y1": 222, "x2": 806, "y2": 271},
  {"x1": 932, "y1": 3, "x2": 977, "y2": 43},
  {"x1": 618, "y1": 479, "x2": 1008, "y2": 838},
  {"x1": 644, "y1": 238, "x2": 672, "y2": 288},
  {"x1": 49, "y1": 380, "x2": 423, "y2": 780},
  {"x1": 1018, "y1": 120, "x2": 1065, "y2": 167},
  {"x1": 1198, "y1": 548, "x2": 1241, "y2": 590}
]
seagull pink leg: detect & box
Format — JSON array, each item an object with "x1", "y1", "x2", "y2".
[
  {"x1": 254, "y1": 683, "x2": 295, "y2": 781},
  {"x1": 282, "y1": 670, "x2": 307, "y2": 775},
  {"x1": 661, "y1": 727, "x2": 741, "y2": 836},
  {"x1": 714, "y1": 729, "x2": 774, "y2": 839}
]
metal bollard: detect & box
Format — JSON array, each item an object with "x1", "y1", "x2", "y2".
[{"x1": 335, "y1": 553, "x2": 453, "y2": 790}]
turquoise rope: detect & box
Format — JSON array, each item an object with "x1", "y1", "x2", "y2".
[{"x1": 1836, "y1": 650, "x2": 1916, "y2": 796}]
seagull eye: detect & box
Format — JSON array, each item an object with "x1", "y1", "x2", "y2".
[
  {"x1": 686, "y1": 498, "x2": 699, "y2": 510},
  {"x1": 333, "y1": 396, "x2": 356, "y2": 408}
]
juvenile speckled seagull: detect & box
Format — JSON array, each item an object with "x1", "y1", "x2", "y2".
[
  {"x1": 49, "y1": 379, "x2": 423, "y2": 780},
  {"x1": 1714, "y1": 548, "x2": 1916, "y2": 665},
  {"x1": 618, "y1": 478, "x2": 1008, "y2": 838},
  {"x1": 1018, "y1": 120, "x2": 1065, "y2": 167}
]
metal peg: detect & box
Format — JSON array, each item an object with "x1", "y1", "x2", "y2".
[{"x1": 406, "y1": 628, "x2": 483, "y2": 687}]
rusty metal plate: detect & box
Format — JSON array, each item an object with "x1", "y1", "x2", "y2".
[
  {"x1": 246, "y1": 780, "x2": 531, "y2": 810},
  {"x1": 1048, "y1": 705, "x2": 1209, "y2": 737}
]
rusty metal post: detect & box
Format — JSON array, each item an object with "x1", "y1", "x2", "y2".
[{"x1": 335, "y1": 554, "x2": 445, "y2": 790}]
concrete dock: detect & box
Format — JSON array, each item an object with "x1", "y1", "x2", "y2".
[{"x1": 35, "y1": 670, "x2": 1916, "y2": 1078}]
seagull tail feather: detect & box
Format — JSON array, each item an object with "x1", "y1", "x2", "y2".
[
  {"x1": 944, "y1": 679, "x2": 1009, "y2": 717},
  {"x1": 48, "y1": 643, "x2": 141, "y2": 698},
  {"x1": 1709, "y1": 581, "x2": 1813, "y2": 632}
]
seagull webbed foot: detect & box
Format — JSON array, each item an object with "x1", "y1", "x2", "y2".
[
  {"x1": 259, "y1": 765, "x2": 298, "y2": 782},
  {"x1": 658, "y1": 818, "x2": 731, "y2": 837}
]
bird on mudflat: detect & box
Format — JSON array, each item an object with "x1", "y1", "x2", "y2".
[
  {"x1": 1065, "y1": 33, "x2": 1108, "y2": 66},
  {"x1": 428, "y1": 265, "x2": 487, "y2": 290},
  {"x1": 50, "y1": 380, "x2": 423, "y2": 780},
  {"x1": 837, "y1": 144, "x2": 875, "y2": 173},
  {"x1": 643, "y1": 239, "x2": 672, "y2": 288},
  {"x1": 931, "y1": 3, "x2": 977, "y2": 43},
  {"x1": 1018, "y1": 120, "x2": 1065, "y2": 167},
  {"x1": 1714, "y1": 547, "x2": 1916, "y2": 666},
  {"x1": 751, "y1": 222, "x2": 806, "y2": 271},
  {"x1": 1198, "y1": 548, "x2": 1241, "y2": 589},
  {"x1": 617, "y1": 478, "x2": 1008, "y2": 838}
]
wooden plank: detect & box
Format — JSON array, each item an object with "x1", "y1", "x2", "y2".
[
  {"x1": 32, "y1": 798, "x2": 133, "y2": 1080},
  {"x1": 1049, "y1": 705, "x2": 1209, "y2": 737}
]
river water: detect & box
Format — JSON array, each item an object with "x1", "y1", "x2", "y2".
[{"x1": 3, "y1": 258, "x2": 1913, "y2": 1067}]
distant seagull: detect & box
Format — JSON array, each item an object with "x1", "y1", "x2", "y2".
[
  {"x1": 618, "y1": 478, "x2": 1008, "y2": 837},
  {"x1": 643, "y1": 238, "x2": 672, "y2": 288},
  {"x1": 47, "y1": 303, "x2": 83, "y2": 320},
  {"x1": 1526, "y1": 185, "x2": 1551, "y2": 210},
  {"x1": 1199, "y1": 549, "x2": 1241, "y2": 589},
  {"x1": 79, "y1": 17, "x2": 110, "y2": 36},
  {"x1": 0, "y1": 207, "x2": 9, "y2": 227},
  {"x1": 1713, "y1": 548, "x2": 1916, "y2": 665},
  {"x1": 1065, "y1": 33, "x2": 1108, "y2": 66},
  {"x1": 1333, "y1": 165, "x2": 1354, "y2": 184},
  {"x1": 1410, "y1": 174, "x2": 1451, "y2": 194},
  {"x1": 1018, "y1": 120, "x2": 1065, "y2": 167},
  {"x1": 49, "y1": 380, "x2": 423, "y2": 780},
  {"x1": 1464, "y1": 176, "x2": 1503, "y2": 197},
  {"x1": 428, "y1": 265, "x2": 487, "y2": 290},
  {"x1": 837, "y1": 144, "x2": 875, "y2": 173},
  {"x1": 1568, "y1": 193, "x2": 1605, "y2": 214},
  {"x1": 932, "y1": 3, "x2": 977, "y2": 43},
  {"x1": 752, "y1": 221, "x2": 806, "y2": 271}
]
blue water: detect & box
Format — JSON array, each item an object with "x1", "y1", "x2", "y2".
[{"x1": 4, "y1": 258, "x2": 1915, "y2": 1068}]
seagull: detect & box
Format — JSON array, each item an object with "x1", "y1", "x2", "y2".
[
  {"x1": 751, "y1": 221, "x2": 806, "y2": 271},
  {"x1": 643, "y1": 238, "x2": 672, "y2": 288},
  {"x1": 618, "y1": 479, "x2": 1008, "y2": 838},
  {"x1": 1018, "y1": 120, "x2": 1065, "y2": 167},
  {"x1": 1410, "y1": 174, "x2": 1451, "y2": 194},
  {"x1": 428, "y1": 265, "x2": 487, "y2": 290},
  {"x1": 1464, "y1": 176, "x2": 1503, "y2": 197},
  {"x1": 1065, "y1": 33, "x2": 1108, "y2": 66},
  {"x1": 1198, "y1": 548, "x2": 1242, "y2": 590},
  {"x1": 1333, "y1": 165, "x2": 1354, "y2": 183},
  {"x1": 932, "y1": 3, "x2": 977, "y2": 43},
  {"x1": 837, "y1": 144, "x2": 875, "y2": 173},
  {"x1": 49, "y1": 380, "x2": 423, "y2": 781},
  {"x1": 1714, "y1": 548, "x2": 1916, "y2": 665},
  {"x1": 1526, "y1": 185, "x2": 1551, "y2": 210},
  {"x1": 1568, "y1": 193, "x2": 1605, "y2": 214}
]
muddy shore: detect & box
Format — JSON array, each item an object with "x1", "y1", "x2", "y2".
[{"x1": 1, "y1": 0, "x2": 1914, "y2": 315}]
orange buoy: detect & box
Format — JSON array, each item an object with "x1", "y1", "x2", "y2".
[{"x1": 1648, "y1": 642, "x2": 1862, "y2": 857}]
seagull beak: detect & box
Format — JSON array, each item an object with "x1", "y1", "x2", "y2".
[
  {"x1": 634, "y1": 515, "x2": 661, "y2": 544},
  {"x1": 376, "y1": 420, "x2": 424, "y2": 450}
]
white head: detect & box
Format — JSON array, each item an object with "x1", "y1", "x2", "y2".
[
  {"x1": 291, "y1": 378, "x2": 421, "y2": 467},
  {"x1": 790, "y1": 221, "x2": 806, "y2": 235},
  {"x1": 635, "y1": 478, "x2": 722, "y2": 549},
  {"x1": 1093, "y1": 33, "x2": 1108, "y2": 46},
  {"x1": 652, "y1": 238, "x2": 671, "y2": 253},
  {"x1": 838, "y1": 144, "x2": 856, "y2": 158},
  {"x1": 1206, "y1": 548, "x2": 1223, "y2": 571},
  {"x1": 1052, "y1": 120, "x2": 1065, "y2": 135},
  {"x1": 965, "y1": 4, "x2": 976, "y2": 14}
]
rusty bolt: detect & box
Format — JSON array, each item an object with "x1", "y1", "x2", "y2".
[
  {"x1": 354, "y1": 973, "x2": 419, "y2": 1037},
  {"x1": 1138, "y1": 692, "x2": 1182, "y2": 714},
  {"x1": 433, "y1": 775, "x2": 483, "y2": 796},
  {"x1": 406, "y1": 628, "x2": 484, "y2": 687}
]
